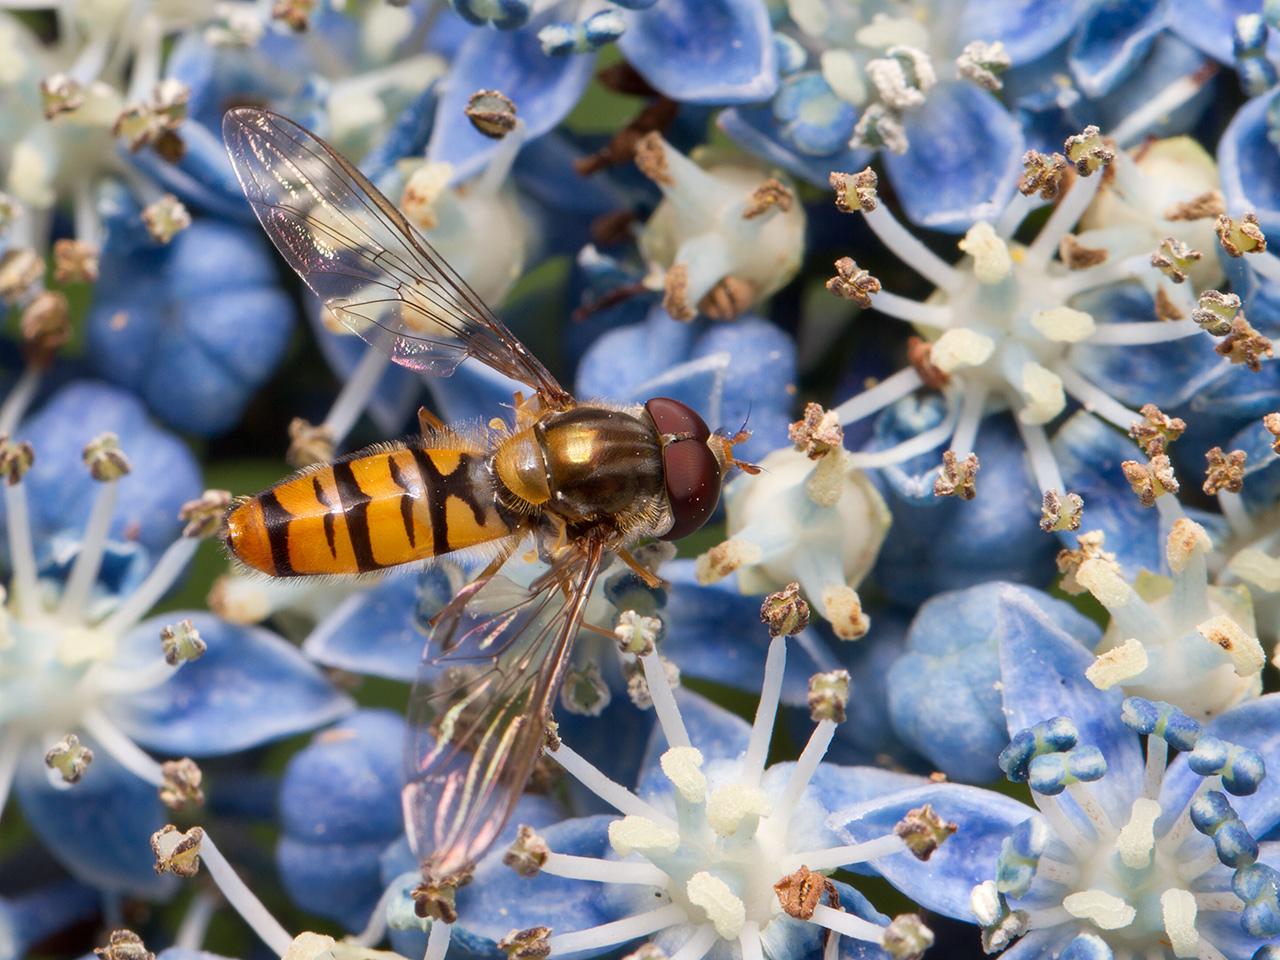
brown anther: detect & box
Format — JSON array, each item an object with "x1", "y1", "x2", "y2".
[
  {"x1": 503, "y1": 825, "x2": 549, "y2": 877},
  {"x1": 773, "y1": 865, "x2": 837, "y2": 920},
  {"x1": 150, "y1": 824, "x2": 204, "y2": 877},
  {"x1": 1154, "y1": 286, "x2": 1184, "y2": 321},
  {"x1": 883, "y1": 914, "x2": 934, "y2": 960},
  {"x1": 907, "y1": 336, "x2": 950, "y2": 390},
  {"x1": 21, "y1": 290, "x2": 70, "y2": 366},
  {"x1": 412, "y1": 864, "x2": 474, "y2": 922},
  {"x1": 1150, "y1": 236, "x2": 1202, "y2": 283},
  {"x1": 1216, "y1": 212, "x2": 1267, "y2": 256},
  {"x1": 1121, "y1": 455, "x2": 1179, "y2": 507},
  {"x1": 1040, "y1": 490, "x2": 1084, "y2": 533},
  {"x1": 788, "y1": 403, "x2": 843, "y2": 459},
  {"x1": 1059, "y1": 234, "x2": 1108, "y2": 270},
  {"x1": 0, "y1": 247, "x2": 44, "y2": 304},
  {"x1": 633, "y1": 132, "x2": 673, "y2": 186},
  {"x1": 1164, "y1": 190, "x2": 1225, "y2": 221},
  {"x1": 115, "y1": 79, "x2": 190, "y2": 155},
  {"x1": 542, "y1": 714, "x2": 561, "y2": 752},
  {"x1": 160, "y1": 619, "x2": 207, "y2": 666},
  {"x1": 0, "y1": 435, "x2": 34, "y2": 485},
  {"x1": 159, "y1": 758, "x2": 205, "y2": 810},
  {"x1": 825, "y1": 256, "x2": 881, "y2": 307},
  {"x1": 45, "y1": 733, "x2": 93, "y2": 784},
  {"x1": 1215, "y1": 314, "x2": 1274, "y2": 372},
  {"x1": 83, "y1": 432, "x2": 131, "y2": 481},
  {"x1": 95, "y1": 930, "x2": 155, "y2": 960},
  {"x1": 743, "y1": 178, "x2": 794, "y2": 220},
  {"x1": 1056, "y1": 531, "x2": 1117, "y2": 595},
  {"x1": 933, "y1": 451, "x2": 979, "y2": 500},
  {"x1": 698, "y1": 274, "x2": 756, "y2": 321},
  {"x1": 287, "y1": 417, "x2": 335, "y2": 467},
  {"x1": 497, "y1": 926, "x2": 551, "y2": 960},
  {"x1": 807, "y1": 668, "x2": 850, "y2": 723},
  {"x1": 1018, "y1": 150, "x2": 1069, "y2": 200},
  {"x1": 142, "y1": 194, "x2": 191, "y2": 244},
  {"x1": 761, "y1": 582, "x2": 810, "y2": 638},
  {"x1": 465, "y1": 89, "x2": 519, "y2": 139},
  {"x1": 1193, "y1": 289, "x2": 1241, "y2": 335},
  {"x1": 894, "y1": 804, "x2": 957, "y2": 861},
  {"x1": 53, "y1": 238, "x2": 99, "y2": 284},
  {"x1": 589, "y1": 210, "x2": 637, "y2": 247},
  {"x1": 574, "y1": 99, "x2": 677, "y2": 176},
  {"x1": 179, "y1": 489, "x2": 232, "y2": 539},
  {"x1": 661, "y1": 262, "x2": 694, "y2": 322},
  {"x1": 41, "y1": 73, "x2": 85, "y2": 119},
  {"x1": 1264, "y1": 412, "x2": 1280, "y2": 455},
  {"x1": 829, "y1": 168, "x2": 878, "y2": 213},
  {"x1": 1064, "y1": 125, "x2": 1113, "y2": 176},
  {"x1": 271, "y1": 0, "x2": 315, "y2": 29},
  {"x1": 1129, "y1": 403, "x2": 1186, "y2": 456},
  {"x1": 1203, "y1": 446, "x2": 1247, "y2": 495}
]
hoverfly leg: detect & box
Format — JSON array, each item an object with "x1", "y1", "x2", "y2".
[
  {"x1": 616, "y1": 547, "x2": 664, "y2": 589},
  {"x1": 418, "y1": 405, "x2": 446, "y2": 434}
]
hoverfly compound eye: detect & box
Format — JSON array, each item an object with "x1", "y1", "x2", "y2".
[{"x1": 644, "y1": 397, "x2": 723, "y2": 541}]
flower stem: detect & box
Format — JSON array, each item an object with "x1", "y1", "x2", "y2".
[
  {"x1": 4, "y1": 479, "x2": 41, "y2": 618},
  {"x1": 322, "y1": 347, "x2": 393, "y2": 450},
  {"x1": 548, "y1": 904, "x2": 688, "y2": 956},
  {"x1": 810, "y1": 903, "x2": 884, "y2": 943},
  {"x1": 58, "y1": 480, "x2": 119, "y2": 622},
  {"x1": 864, "y1": 206, "x2": 963, "y2": 294},
  {"x1": 80, "y1": 709, "x2": 162, "y2": 785},
  {"x1": 98, "y1": 536, "x2": 199, "y2": 636},
  {"x1": 742, "y1": 635, "x2": 786, "y2": 785},
  {"x1": 1110, "y1": 63, "x2": 1219, "y2": 148},
  {"x1": 640, "y1": 652, "x2": 690, "y2": 748},
  {"x1": 1086, "y1": 318, "x2": 1201, "y2": 345},
  {"x1": 424, "y1": 919, "x2": 452, "y2": 960},
  {"x1": 1055, "y1": 365, "x2": 1139, "y2": 431},
  {"x1": 200, "y1": 833, "x2": 295, "y2": 957},
  {"x1": 670, "y1": 923, "x2": 717, "y2": 960},
  {"x1": 543, "y1": 852, "x2": 668, "y2": 886},
  {"x1": 175, "y1": 891, "x2": 218, "y2": 952},
  {"x1": 845, "y1": 395, "x2": 960, "y2": 469},
  {"x1": 548, "y1": 742, "x2": 671, "y2": 823},
  {"x1": 870, "y1": 291, "x2": 954, "y2": 328},
  {"x1": 772, "y1": 719, "x2": 837, "y2": 826},
  {"x1": 1014, "y1": 418, "x2": 1065, "y2": 496},
  {"x1": 834, "y1": 366, "x2": 923, "y2": 426},
  {"x1": 0, "y1": 367, "x2": 41, "y2": 437},
  {"x1": 1218, "y1": 491, "x2": 1253, "y2": 542},
  {"x1": 1025, "y1": 174, "x2": 1101, "y2": 269}
]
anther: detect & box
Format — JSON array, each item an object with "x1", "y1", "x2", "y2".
[{"x1": 151, "y1": 824, "x2": 204, "y2": 877}]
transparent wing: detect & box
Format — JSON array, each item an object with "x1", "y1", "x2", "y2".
[
  {"x1": 221, "y1": 107, "x2": 571, "y2": 402},
  {"x1": 402, "y1": 539, "x2": 606, "y2": 877}
]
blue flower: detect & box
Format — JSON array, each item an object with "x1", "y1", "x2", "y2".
[
  {"x1": 0, "y1": 404, "x2": 351, "y2": 895},
  {"x1": 837, "y1": 600, "x2": 1280, "y2": 960},
  {"x1": 0, "y1": 881, "x2": 98, "y2": 960},
  {"x1": 84, "y1": 184, "x2": 296, "y2": 437}
]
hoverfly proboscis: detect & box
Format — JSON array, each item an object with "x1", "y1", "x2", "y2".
[{"x1": 219, "y1": 108, "x2": 757, "y2": 882}]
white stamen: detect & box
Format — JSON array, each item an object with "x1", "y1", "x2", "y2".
[
  {"x1": 0, "y1": 727, "x2": 22, "y2": 823},
  {"x1": 1076, "y1": 559, "x2": 1162, "y2": 645},
  {"x1": 739, "y1": 922, "x2": 764, "y2": 960},
  {"x1": 1062, "y1": 889, "x2": 1136, "y2": 930},
  {"x1": 996, "y1": 191, "x2": 1041, "y2": 238},
  {"x1": 58, "y1": 480, "x2": 120, "y2": 621},
  {"x1": 321, "y1": 347, "x2": 393, "y2": 450},
  {"x1": 1217, "y1": 491, "x2": 1253, "y2": 541},
  {"x1": 174, "y1": 890, "x2": 218, "y2": 952},
  {"x1": 786, "y1": 835, "x2": 908, "y2": 873},
  {"x1": 97, "y1": 536, "x2": 199, "y2": 636},
  {"x1": 1144, "y1": 728, "x2": 1168, "y2": 800},
  {"x1": 0, "y1": 367, "x2": 40, "y2": 436},
  {"x1": 1248, "y1": 250, "x2": 1280, "y2": 284},
  {"x1": 1193, "y1": 892, "x2": 1244, "y2": 913},
  {"x1": 92, "y1": 656, "x2": 179, "y2": 696},
  {"x1": 477, "y1": 118, "x2": 526, "y2": 197},
  {"x1": 548, "y1": 904, "x2": 688, "y2": 956},
  {"x1": 1021, "y1": 906, "x2": 1073, "y2": 930},
  {"x1": 868, "y1": 290, "x2": 954, "y2": 328},
  {"x1": 743, "y1": 636, "x2": 786, "y2": 784},
  {"x1": 1029, "y1": 792, "x2": 1092, "y2": 859},
  {"x1": 1228, "y1": 547, "x2": 1280, "y2": 592},
  {"x1": 686, "y1": 873, "x2": 746, "y2": 940},
  {"x1": 1037, "y1": 856, "x2": 1079, "y2": 887},
  {"x1": 772, "y1": 720, "x2": 837, "y2": 826},
  {"x1": 4, "y1": 478, "x2": 40, "y2": 618},
  {"x1": 124, "y1": 15, "x2": 162, "y2": 102},
  {"x1": 949, "y1": 385, "x2": 988, "y2": 457},
  {"x1": 1116, "y1": 797, "x2": 1160, "y2": 868},
  {"x1": 810, "y1": 903, "x2": 884, "y2": 943},
  {"x1": 1026, "y1": 174, "x2": 1103, "y2": 268},
  {"x1": 834, "y1": 367, "x2": 923, "y2": 426},
  {"x1": 200, "y1": 832, "x2": 295, "y2": 956},
  {"x1": 1065, "y1": 782, "x2": 1114, "y2": 838},
  {"x1": 1086, "y1": 319, "x2": 1201, "y2": 345},
  {"x1": 640, "y1": 652, "x2": 690, "y2": 748},
  {"x1": 425, "y1": 920, "x2": 452, "y2": 960},
  {"x1": 549, "y1": 742, "x2": 671, "y2": 823},
  {"x1": 1014, "y1": 418, "x2": 1066, "y2": 495},
  {"x1": 542, "y1": 852, "x2": 669, "y2": 886},
  {"x1": 670, "y1": 923, "x2": 719, "y2": 960},
  {"x1": 864, "y1": 205, "x2": 964, "y2": 294},
  {"x1": 351, "y1": 878, "x2": 399, "y2": 948},
  {"x1": 80, "y1": 708, "x2": 162, "y2": 785},
  {"x1": 845, "y1": 395, "x2": 961, "y2": 469},
  {"x1": 1056, "y1": 364, "x2": 1141, "y2": 431},
  {"x1": 1161, "y1": 888, "x2": 1198, "y2": 958}
]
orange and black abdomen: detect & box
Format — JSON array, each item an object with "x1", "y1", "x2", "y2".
[{"x1": 224, "y1": 441, "x2": 514, "y2": 576}]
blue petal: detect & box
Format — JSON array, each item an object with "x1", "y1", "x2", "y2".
[
  {"x1": 0, "y1": 882, "x2": 99, "y2": 959},
  {"x1": 308, "y1": 310, "x2": 422, "y2": 437},
  {"x1": 618, "y1": 0, "x2": 776, "y2": 103},
  {"x1": 427, "y1": 23, "x2": 595, "y2": 184},
  {"x1": 830, "y1": 783, "x2": 1033, "y2": 921},
  {"x1": 277, "y1": 711, "x2": 407, "y2": 930},
  {"x1": 14, "y1": 741, "x2": 173, "y2": 897},
  {"x1": 1219, "y1": 92, "x2": 1280, "y2": 239},
  {"x1": 661, "y1": 560, "x2": 825, "y2": 706},
  {"x1": 85, "y1": 209, "x2": 296, "y2": 436},
  {"x1": 716, "y1": 105, "x2": 873, "y2": 188},
  {"x1": 304, "y1": 571, "x2": 437, "y2": 682},
  {"x1": 457, "y1": 814, "x2": 627, "y2": 947},
  {"x1": 883, "y1": 82, "x2": 1024, "y2": 233},
  {"x1": 636, "y1": 689, "x2": 751, "y2": 797},
  {"x1": 556, "y1": 694, "x2": 656, "y2": 816},
  {"x1": 1067, "y1": 0, "x2": 1168, "y2": 97},
  {"x1": 1229, "y1": 416, "x2": 1280, "y2": 515},
  {"x1": 1088, "y1": 34, "x2": 1214, "y2": 141},
  {"x1": 427, "y1": 357, "x2": 529, "y2": 425},
  {"x1": 958, "y1": 0, "x2": 1087, "y2": 65},
  {"x1": 1051, "y1": 411, "x2": 1162, "y2": 576},
  {"x1": 888, "y1": 582, "x2": 1100, "y2": 783},
  {"x1": 9, "y1": 381, "x2": 201, "y2": 561},
  {"x1": 108, "y1": 613, "x2": 353, "y2": 756},
  {"x1": 996, "y1": 586, "x2": 1144, "y2": 822},
  {"x1": 1167, "y1": 0, "x2": 1259, "y2": 63},
  {"x1": 575, "y1": 306, "x2": 698, "y2": 404}
]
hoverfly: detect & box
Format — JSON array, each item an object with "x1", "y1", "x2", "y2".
[{"x1": 219, "y1": 109, "x2": 756, "y2": 880}]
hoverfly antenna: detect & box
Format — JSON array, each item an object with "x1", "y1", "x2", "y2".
[{"x1": 710, "y1": 428, "x2": 761, "y2": 476}]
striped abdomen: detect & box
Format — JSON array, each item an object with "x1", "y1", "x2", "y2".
[{"x1": 224, "y1": 442, "x2": 513, "y2": 576}]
